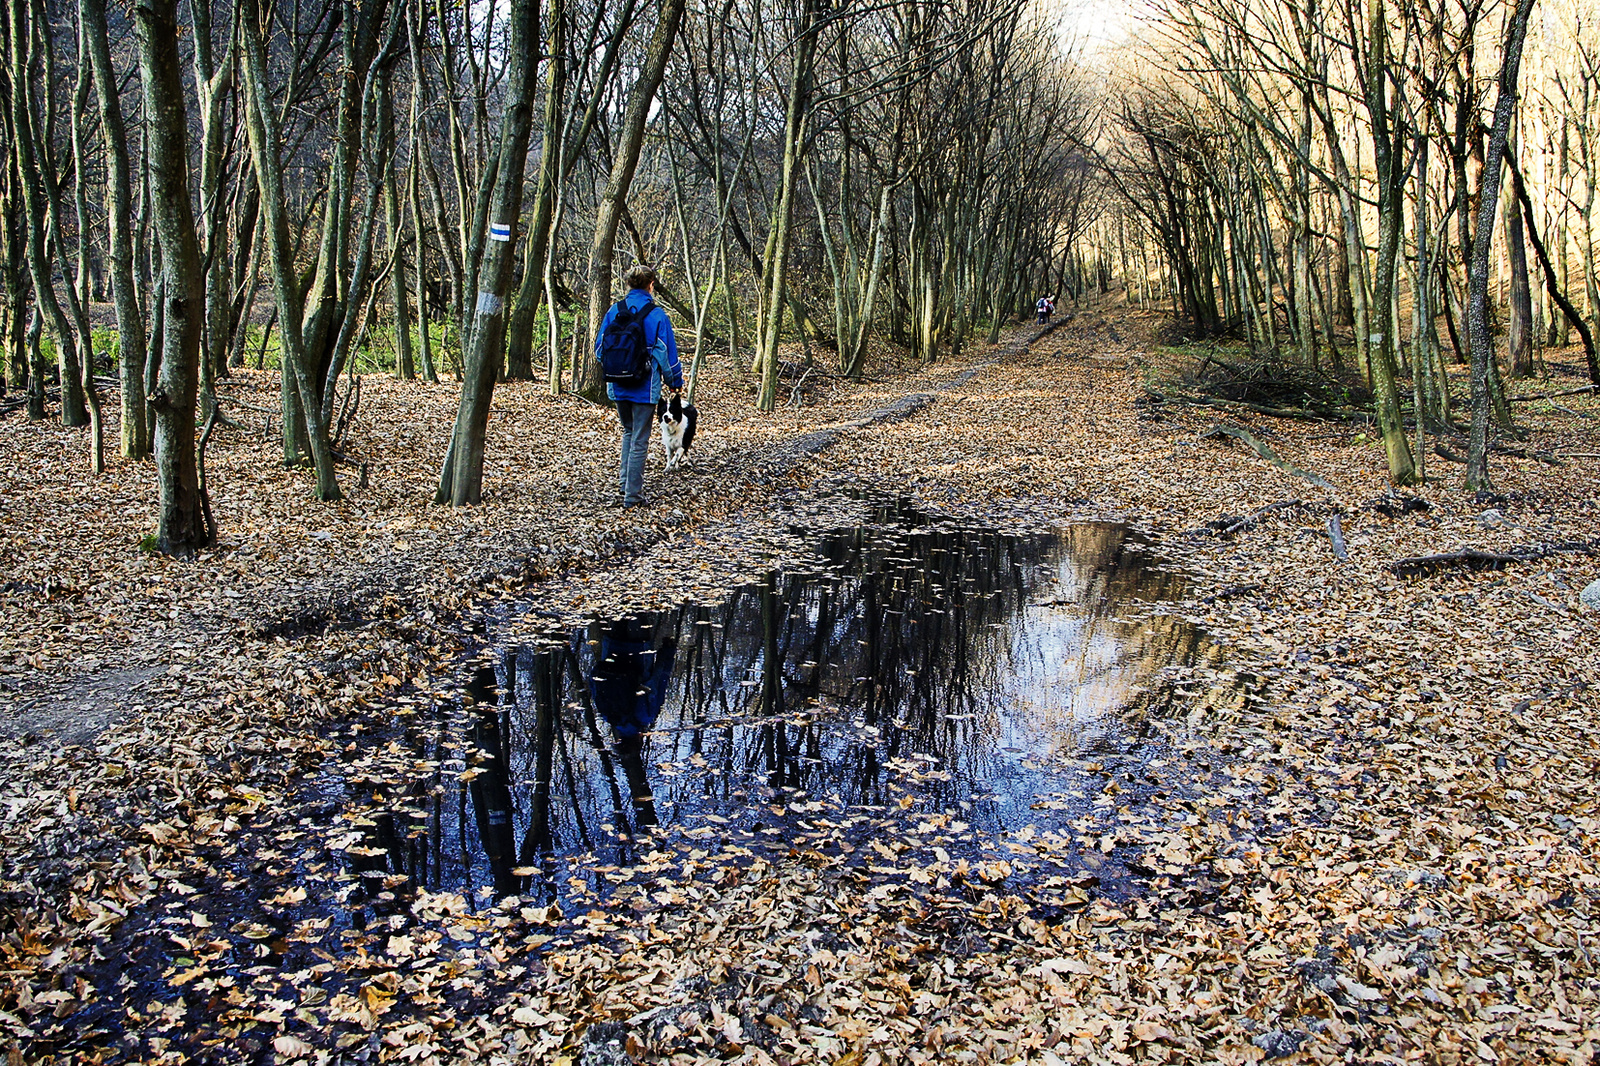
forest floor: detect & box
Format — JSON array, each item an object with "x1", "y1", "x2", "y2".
[{"x1": 2, "y1": 306, "x2": 1599, "y2": 1065}]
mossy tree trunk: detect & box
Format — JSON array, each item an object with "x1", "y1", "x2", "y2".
[{"x1": 135, "y1": 0, "x2": 213, "y2": 552}]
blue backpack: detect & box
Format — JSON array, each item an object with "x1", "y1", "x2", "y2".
[{"x1": 598, "y1": 299, "x2": 656, "y2": 385}]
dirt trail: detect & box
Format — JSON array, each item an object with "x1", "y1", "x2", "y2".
[{"x1": 3, "y1": 309, "x2": 1599, "y2": 1064}]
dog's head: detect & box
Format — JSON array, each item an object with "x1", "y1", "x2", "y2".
[{"x1": 658, "y1": 393, "x2": 684, "y2": 423}]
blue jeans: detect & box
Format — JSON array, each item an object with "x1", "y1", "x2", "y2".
[{"x1": 616, "y1": 400, "x2": 655, "y2": 506}]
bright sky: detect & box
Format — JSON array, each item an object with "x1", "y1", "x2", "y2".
[{"x1": 1049, "y1": 0, "x2": 1139, "y2": 56}]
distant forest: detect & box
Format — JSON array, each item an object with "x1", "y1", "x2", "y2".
[{"x1": 1, "y1": 0, "x2": 1595, "y2": 550}]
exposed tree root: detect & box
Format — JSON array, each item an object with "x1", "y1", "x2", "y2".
[{"x1": 1389, "y1": 540, "x2": 1598, "y2": 578}]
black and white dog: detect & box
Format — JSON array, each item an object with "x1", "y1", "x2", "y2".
[{"x1": 657, "y1": 391, "x2": 698, "y2": 471}]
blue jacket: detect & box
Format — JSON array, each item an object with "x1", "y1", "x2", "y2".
[
  {"x1": 597, "y1": 288, "x2": 682, "y2": 403},
  {"x1": 588, "y1": 633, "x2": 675, "y2": 739}
]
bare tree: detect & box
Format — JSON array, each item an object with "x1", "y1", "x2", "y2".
[
  {"x1": 1466, "y1": 0, "x2": 1537, "y2": 491},
  {"x1": 239, "y1": 0, "x2": 342, "y2": 500},
  {"x1": 81, "y1": 0, "x2": 149, "y2": 457},
  {"x1": 435, "y1": 0, "x2": 543, "y2": 505},
  {"x1": 573, "y1": 0, "x2": 689, "y2": 400},
  {"x1": 135, "y1": 0, "x2": 212, "y2": 551}
]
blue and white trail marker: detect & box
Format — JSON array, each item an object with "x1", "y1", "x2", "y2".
[{"x1": 489, "y1": 222, "x2": 512, "y2": 242}]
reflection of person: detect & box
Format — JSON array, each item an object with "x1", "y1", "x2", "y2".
[
  {"x1": 588, "y1": 619, "x2": 676, "y2": 828},
  {"x1": 595, "y1": 264, "x2": 683, "y2": 510}
]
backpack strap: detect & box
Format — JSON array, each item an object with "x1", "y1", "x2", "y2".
[{"x1": 634, "y1": 299, "x2": 657, "y2": 342}]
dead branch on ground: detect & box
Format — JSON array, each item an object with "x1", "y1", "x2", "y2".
[{"x1": 1200, "y1": 423, "x2": 1336, "y2": 489}]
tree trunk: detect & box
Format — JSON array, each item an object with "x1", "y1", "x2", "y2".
[
  {"x1": 27, "y1": 309, "x2": 47, "y2": 419},
  {"x1": 1359, "y1": 0, "x2": 1415, "y2": 485},
  {"x1": 82, "y1": 0, "x2": 149, "y2": 458},
  {"x1": 68, "y1": 11, "x2": 106, "y2": 472},
  {"x1": 1503, "y1": 143, "x2": 1600, "y2": 386},
  {"x1": 189, "y1": 0, "x2": 235, "y2": 424},
  {"x1": 386, "y1": 159, "x2": 414, "y2": 379},
  {"x1": 135, "y1": 0, "x2": 213, "y2": 552},
  {"x1": 8, "y1": 0, "x2": 89, "y2": 429},
  {"x1": 575, "y1": 0, "x2": 688, "y2": 400},
  {"x1": 2, "y1": 267, "x2": 30, "y2": 413},
  {"x1": 239, "y1": 0, "x2": 341, "y2": 499},
  {"x1": 1505, "y1": 172, "x2": 1534, "y2": 378},
  {"x1": 435, "y1": 0, "x2": 541, "y2": 505},
  {"x1": 758, "y1": 3, "x2": 816, "y2": 410},
  {"x1": 1465, "y1": 0, "x2": 1535, "y2": 492},
  {"x1": 505, "y1": 6, "x2": 569, "y2": 384},
  {"x1": 1554, "y1": 123, "x2": 1571, "y2": 349},
  {"x1": 297, "y1": 0, "x2": 390, "y2": 433},
  {"x1": 408, "y1": 136, "x2": 438, "y2": 383}
]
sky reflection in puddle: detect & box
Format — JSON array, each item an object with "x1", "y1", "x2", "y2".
[{"x1": 338, "y1": 510, "x2": 1212, "y2": 911}]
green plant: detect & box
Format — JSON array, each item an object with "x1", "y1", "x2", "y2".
[{"x1": 92, "y1": 326, "x2": 121, "y2": 369}]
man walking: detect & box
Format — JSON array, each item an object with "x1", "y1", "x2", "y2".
[{"x1": 595, "y1": 264, "x2": 683, "y2": 509}]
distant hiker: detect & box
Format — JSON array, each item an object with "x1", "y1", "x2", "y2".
[
  {"x1": 1037, "y1": 296, "x2": 1052, "y2": 324},
  {"x1": 595, "y1": 264, "x2": 683, "y2": 509}
]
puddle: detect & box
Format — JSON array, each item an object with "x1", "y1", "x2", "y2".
[
  {"x1": 330, "y1": 505, "x2": 1225, "y2": 914},
  {"x1": 46, "y1": 504, "x2": 1245, "y2": 1056}
]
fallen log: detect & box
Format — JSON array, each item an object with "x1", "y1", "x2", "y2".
[
  {"x1": 1389, "y1": 540, "x2": 1598, "y2": 578},
  {"x1": 1434, "y1": 439, "x2": 1561, "y2": 465},
  {"x1": 1200, "y1": 423, "x2": 1336, "y2": 489},
  {"x1": 1510, "y1": 385, "x2": 1598, "y2": 402},
  {"x1": 1189, "y1": 499, "x2": 1304, "y2": 539},
  {"x1": 1389, "y1": 550, "x2": 1529, "y2": 578},
  {"x1": 1146, "y1": 388, "x2": 1362, "y2": 423}
]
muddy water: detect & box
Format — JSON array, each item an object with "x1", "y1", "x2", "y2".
[{"x1": 333, "y1": 507, "x2": 1214, "y2": 911}]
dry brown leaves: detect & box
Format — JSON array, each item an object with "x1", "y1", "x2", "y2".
[{"x1": 2, "y1": 311, "x2": 1598, "y2": 1064}]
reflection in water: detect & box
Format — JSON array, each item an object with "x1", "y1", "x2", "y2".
[
  {"x1": 338, "y1": 513, "x2": 1212, "y2": 907},
  {"x1": 589, "y1": 620, "x2": 673, "y2": 828}
]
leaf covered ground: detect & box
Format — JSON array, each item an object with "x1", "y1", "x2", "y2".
[{"x1": 2, "y1": 311, "x2": 1598, "y2": 1065}]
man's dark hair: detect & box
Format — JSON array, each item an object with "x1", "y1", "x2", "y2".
[{"x1": 623, "y1": 264, "x2": 658, "y2": 291}]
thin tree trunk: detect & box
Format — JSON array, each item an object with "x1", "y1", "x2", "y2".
[
  {"x1": 1359, "y1": 0, "x2": 1415, "y2": 485},
  {"x1": 68, "y1": 11, "x2": 105, "y2": 472},
  {"x1": 135, "y1": 0, "x2": 213, "y2": 551},
  {"x1": 8, "y1": 0, "x2": 88, "y2": 429},
  {"x1": 240, "y1": 0, "x2": 341, "y2": 499},
  {"x1": 506, "y1": 0, "x2": 569, "y2": 383},
  {"x1": 1465, "y1": 0, "x2": 1535, "y2": 492},
  {"x1": 435, "y1": 0, "x2": 541, "y2": 505},
  {"x1": 1504, "y1": 144, "x2": 1600, "y2": 386},
  {"x1": 757, "y1": 0, "x2": 817, "y2": 410},
  {"x1": 1505, "y1": 166, "x2": 1534, "y2": 378},
  {"x1": 386, "y1": 126, "x2": 414, "y2": 379},
  {"x1": 82, "y1": 0, "x2": 149, "y2": 458},
  {"x1": 575, "y1": 0, "x2": 688, "y2": 400},
  {"x1": 408, "y1": 134, "x2": 438, "y2": 383},
  {"x1": 189, "y1": 0, "x2": 235, "y2": 424}
]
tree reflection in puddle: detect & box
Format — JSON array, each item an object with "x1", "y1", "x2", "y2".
[{"x1": 341, "y1": 511, "x2": 1215, "y2": 910}]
